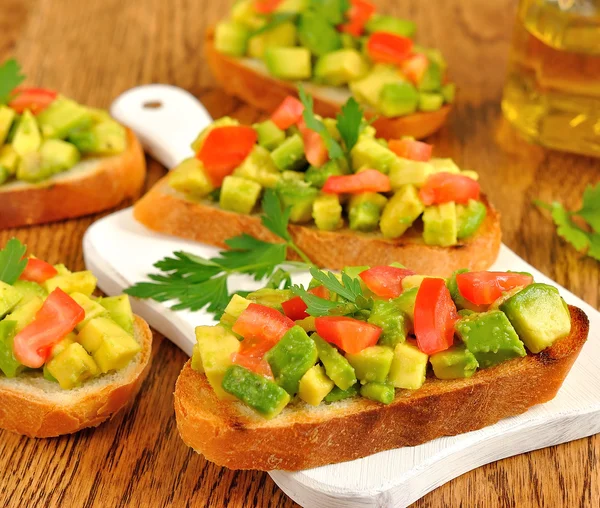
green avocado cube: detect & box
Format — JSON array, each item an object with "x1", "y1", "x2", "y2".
[
  {"x1": 45, "y1": 343, "x2": 99, "y2": 390},
  {"x1": 441, "y1": 83, "x2": 456, "y2": 104},
  {"x1": 313, "y1": 194, "x2": 343, "y2": 231},
  {"x1": 418, "y1": 61, "x2": 443, "y2": 92},
  {"x1": 418, "y1": 92, "x2": 444, "y2": 112},
  {"x1": 222, "y1": 365, "x2": 291, "y2": 419},
  {"x1": 350, "y1": 136, "x2": 398, "y2": 174},
  {"x1": 276, "y1": 178, "x2": 318, "y2": 223},
  {"x1": 368, "y1": 299, "x2": 408, "y2": 349},
  {"x1": 265, "y1": 47, "x2": 312, "y2": 80},
  {"x1": 247, "y1": 288, "x2": 293, "y2": 312},
  {"x1": 0, "y1": 145, "x2": 19, "y2": 175},
  {"x1": 346, "y1": 345, "x2": 394, "y2": 384},
  {"x1": 271, "y1": 134, "x2": 307, "y2": 171},
  {"x1": 378, "y1": 82, "x2": 419, "y2": 117},
  {"x1": 314, "y1": 49, "x2": 368, "y2": 86},
  {"x1": 40, "y1": 139, "x2": 80, "y2": 174},
  {"x1": 254, "y1": 120, "x2": 286, "y2": 151},
  {"x1": 423, "y1": 202, "x2": 458, "y2": 247},
  {"x1": 12, "y1": 110, "x2": 41, "y2": 156},
  {"x1": 37, "y1": 97, "x2": 91, "y2": 140},
  {"x1": 313, "y1": 333, "x2": 357, "y2": 390},
  {"x1": 231, "y1": 0, "x2": 267, "y2": 31},
  {"x1": 394, "y1": 287, "x2": 418, "y2": 331},
  {"x1": 99, "y1": 295, "x2": 135, "y2": 335},
  {"x1": 16, "y1": 152, "x2": 54, "y2": 182},
  {"x1": 389, "y1": 158, "x2": 435, "y2": 188},
  {"x1": 360, "y1": 382, "x2": 395, "y2": 404},
  {"x1": 0, "y1": 281, "x2": 22, "y2": 318},
  {"x1": 5, "y1": 296, "x2": 43, "y2": 332},
  {"x1": 430, "y1": 157, "x2": 461, "y2": 174},
  {"x1": 169, "y1": 158, "x2": 214, "y2": 198},
  {"x1": 12, "y1": 280, "x2": 47, "y2": 302},
  {"x1": 0, "y1": 320, "x2": 24, "y2": 378},
  {"x1": 430, "y1": 345, "x2": 479, "y2": 379},
  {"x1": 44, "y1": 270, "x2": 97, "y2": 296},
  {"x1": 266, "y1": 325, "x2": 318, "y2": 395},
  {"x1": 298, "y1": 364, "x2": 334, "y2": 406},
  {"x1": 348, "y1": 192, "x2": 387, "y2": 232},
  {"x1": 275, "y1": 0, "x2": 309, "y2": 14},
  {"x1": 68, "y1": 120, "x2": 127, "y2": 155},
  {"x1": 500, "y1": 283, "x2": 571, "y2": 353},
  {"x1": 324, "y1": 383, "x2": 359, "y2": 403},
  {"x1": 214, "y1": 21, "x2": 250, "y2": 57},
  {"x1": 456, "y1": 310, "x2": 527, "y2": 368},
  {"x1": 0, "y1": 105, "x2": 16, "y2": 145},
  {"x1": 380, "y1": 185, "x2": 424, "y2": 238},
  {"x1": 456, "y1": 199, "x2": 487, "y2": 239},
  {"x1": 365, "y1": 15, "x2": 416, "y2": 37},
  {"x1": 70, "y1": 292, "x2": 109, "y2": 331},
  {"x1": 220, "y1": 176, "x2": 262, "y2": 214},
  {"x1": 0, "y1": 165, "x2": 9, "y2": 185},
  {"x1": 388, "y1": 341, "x2": 428, "y2": 390},
  {"x1": 233, "y1": 145, "x2": 280, "y2": 189},
  {"x1": 248, "y1": 21, "x2": 297, "y2": 59},
  {"x1": 220, "y1": 294, "x2": 252, "y2": 328},
  {"x1": 350, "y1": 64, "x2": 399, "y2": 108},
  {"x1": 304, "y1": 159, "x2": 347, "y2": 188},
  {"x1": 297, "y1": 10, "x2": 342, "y2": 57}
]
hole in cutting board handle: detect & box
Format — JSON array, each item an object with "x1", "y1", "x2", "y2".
[{"x1": 143, "y1": 100, "x2": 163, "y2": 109}]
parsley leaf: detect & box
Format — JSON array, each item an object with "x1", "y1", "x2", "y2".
[
  {"x1": 290, "y1": 285, "x2": 349, "y2": 317},
  {"x1": 308, "y1": 266, "x2": 364, "y2": 302},
  {"x1": 0, "y1": 238, "x2": 28, "y2": 284},
  {"x1": 222, "y1": 234, "x2": 287, "y2": 279},
  {"x1": 251, "y1": 12, "x2": 297, "y2": 36},
  {"x1": 0, "y1": 59, "x2": 25, "y2": 105},
  {"x1": 261, "y1": 188, "x2": 291, "y2": 241},
  {"x1": 336, "y1": 97, "x2": 365, "y2": 153},
  {"x1": 551, "y1": 204, "x2": 590, "y2": 251},
  {"x1": 576, "y1": 184, "x2": 600, "y2": 233},
  {"x1": 298, "y1": 85, "x2": 345, "y2": 160}
]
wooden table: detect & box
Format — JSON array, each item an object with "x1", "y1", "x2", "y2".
[{"x1": 1, "y1": 0, "x2": 598, "y2": 505}]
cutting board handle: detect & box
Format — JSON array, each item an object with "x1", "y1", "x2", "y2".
[{"x1": 110, "y1": 84, "x2": 213, "y2": 169}]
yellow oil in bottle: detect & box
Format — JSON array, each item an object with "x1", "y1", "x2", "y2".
[{"x1": 502, "y1": 0, "x2": 600, "y2": 157}]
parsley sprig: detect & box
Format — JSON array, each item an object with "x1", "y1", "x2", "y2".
[
  {"x1": 535, "y1": 183, "x2": 600, "y2": 261},
  {"x1": 0, "y1": 238, "x2": 27, "y2": 284},
  {"x1": 125, "y1": 190, "x2": 311, "y2": 314},
  {"x1": 0, "y1": 59, "x2": 25, "y2": 105}
]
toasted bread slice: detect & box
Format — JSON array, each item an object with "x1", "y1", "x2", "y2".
[
  {"x1": 0, "y1": 129, "x2": 146, "y2": 230},
  {"x1": 174, "y1": 306, "x2": 588, "y2": 471},
  {"x1": 205, "y1": 28, "x2": 451, "y2": 140},
  {"x1": 133, "y1": 176, "x2": 501, "y2": 276},
  {"x1": 0, "y1": 315, "x2": 152, "y2": 438}
]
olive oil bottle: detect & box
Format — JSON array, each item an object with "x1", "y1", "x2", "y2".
[{"x1": 502, "y1": 0, "x2": 600, "y2": 157}]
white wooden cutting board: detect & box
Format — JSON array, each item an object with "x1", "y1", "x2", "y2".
[{"x1": 84, "y1": 86, "x2": 600, "y2": 507}]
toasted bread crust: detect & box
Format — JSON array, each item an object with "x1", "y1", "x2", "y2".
[
  {"x1": 174, "y1": 306, "x2": 589, "y2": 471},
  {"x1": 0, "y1": 129, "x2": 146, "y2": 230},
  {"x1": 0, "y1": 316, "x2": 152, "y2": 438},
  {"x1": 133, "y1": 177, "x2": 501, "y2": 276},
  {"x1": 204, "y1": 28, "x2": 451, "y2": 140}
]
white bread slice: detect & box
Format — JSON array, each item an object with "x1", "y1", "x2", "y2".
[
  {"x1": 0, "y1": 315, "x2": 152, "y2": 438},
  {"x1": 205, "y1": 28, "x2": 452, "y2": 140},
  {"x1": 0, "y1": 128, "x2": 146, "y2": 230},
  {"x1": 174, "y1": 306, "x2": 589, "y2": 471},
  {"x1": 133, "y1": 177, "x2": 502, "y2": 276}
]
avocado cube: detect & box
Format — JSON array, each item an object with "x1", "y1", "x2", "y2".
[
  {"x1": 441, "y1": 83, "x2": 456, "y2": 104},
  {"x1": 247, "y1": 21, "x2": 297, "y2": 59},
  {"x1": 5, "y1": 296, "x2": 43, "y2": 332},
  {"x1": 360, "y1": 382, "x2": 395, "y2": 404},
  {"x1": 324, "y1": 383, "x2": 359, "y2": 403},
  {"x1": 389, "y1": 158, "x2": 435, "y2": 189},
  {"x1": 388, "y1": 341, "x2": 428, "y2": 390},
  {"x1": 346, "y1": 345, "x2": 394, "y2": 384},
  {"x1": 0, "y1": 166, "x2": 9, "y2": 185},
  {"x1": 368, "y1": 299, "x2": 408, "y2": 349},
  {"x1": 365, "y1": 15, "x2": 416, "y2": 37},
  {"x1": 169, "y1": 158, "x2": 214, "y2": 198},
  {"x1": 418, "y1": 92, "x2": 444, "y2": 112},
  {"x1": 418, "y1": 61, "x2": 443, "y2": 92},
  {"x1": 68, "y1": 120, "x2": 126, "y2": 155},
  {"x1": 99, "y1": 295, "x2": 135, "y2": 335},
  {"x1": 423, "y1": 202, "x2": 458, "y2": 247},
  {"x1": 254, "y1": 121, "x2": 286, "y2": 151},
  {"x1": 220, "y1": 294, "x2": 252, "y2": 329},
  {"x1": 0, "y1": 281, "x2": 22, "y2": 318},
  {"x1": 351, "y1": 136, "x2": 398, "y2": 174},
  {"x1": 220, "y1": 176, "x2": 262, "y2": 214},
  {"x1": 0, "y1": 320, "x2": 24, "y2": 378},
  {"x1": 393, "y1": 288, "x2": 418, "y2": 331},
  {"x1": 247, "y1": 288, "x2": 293, "y2": 311},
  {"x1": 44, "y1": 270, "x2": 97, "y2": 296},
  {"x1": 323, "y1": 117, "x2": 342, "y2": 141},
  {"x1": 45, "y1": 343, "x2": 99, "y2": 390},
  {"x1": 500, "y1": 283, "x2": 571, "y2": 354},
  {"x1": 40, "y1": 139, "x2": 80, "y2": 174},
  {"x1": 48, "y1": 333, "x2": 77, "y2": 359},
  {"x1": 348, "y1": 192, "x2": 387, "y2": 231},
  {"x1": 313, "y1": 334, "x2": 357, "y2": 390},
  {"x1": 265, "y1": 47, "x2": 312, "y2": 80},
  {"x1": 350, "y1": 64, "x2": 400, "y2": 108},
  {"x1": 233, "y1": 145, "x2": 280, "y2": 188},
  {"x1": 214, "y1": 21, "x2": 250, "y2": 57},
  {"x1": 378, "y1": 82, "x2": 419, "y2": 117},
  {"x1": 314, "y1": 49, "x2": 368, "y2": 86},
  {"x1": 430, "y1": 345, "x2": 479, "y2": 379},
  {"x1": 0, "y1": 105, "x2": 16, "y2": 145},
  {"x1": 275, "y1": 0, "x2": 308, "y2": 13},
  {"x1": 191, "y1": 342, "x2": 204, "y2": 373},
  {"x1": 222, "y1": 365, "x2": 291, "y2": 419},
  {"x1": 37, "y1": 98, "x2": 92, "y2": 140},
  {"x1": 70, "y1": 292, "x2": 109, "y2": 331},
  {"x1": 12, "y1": 280, "x2": 47, "y2": 302},
  {"x1": 296, "y1": 316, "x2": 317, "y2": 333},
  {"x1": 313, "y1": 194, "x2": 343, "y2": 231},
  {"x1": 298, "y1": 10, "x2": 342, "y2": 57},
  {"x1": 298, "y1": 364, "x2": 335, "y2": 406},
  {"x1": 401, "y1": 275, "x2": 427, "y2": 292},
  {"x1": 12, "y1": 109, "x2": 42, "y2": 157},
  {"x1": 271, "y1": 134, "x2": 307, "y2": 171},
  {"x1": 0, "y1": 145, "x2": 19, "y2": 175},
  {"x1": 456, "y1": 199, "x2": 487, "y2": 239},
  {"x1": 380, "y1": 185, "x2": 424, "y2": 238},
  {"x1": 16, "y1": 152, "x2": 54, "y2": 182},
  {"x1": 430, "y1": 157, "x2": 461, "y2": 174},
  {"x1": 304, "y1": 159, "x2": 347, "y2": 188},
  {"x1": 456, "y1": 310, "x2": 527, "y2": 368},
  {"x1": 276, "y1": 178, "x2": 318, "y2": 223},
  {"x1": 231, "y1": 0, "x2": 267, "y2": 31},
  {"x1": 266, "y1": 326, "x2": 318, "y2": 395}
]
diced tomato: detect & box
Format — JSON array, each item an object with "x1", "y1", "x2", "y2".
[
  {"x1": 367, "y1": 32, "x2": 413, "y2": 66},
  {"x1": 401, "y1": 54, "x2": 429, "y2": 84},
  {"x1": 254, "y1": 0, "x2": 283, "y2": 13},
  {"x1": 12, "y1": 288, "x2": 85, "y2": 368},
  {"x1": 414, "y1": 278, "x2": 458, "y2": 355},
  {"x1": 281, "y1": 286, "x2": 330, "y2": 321},
  {"x1": 339, "y1": 0, "x2": 376, "y2": 37},
  {"x1": 19, "y1": 258, "x2": 58, "y2": 284},
  {"x1": 456, "y1": 271, "x2": 534, "y2": 306},
  {"x1": 232, "y1": 303, "x2": 294, "y2": 345},
  {"x1": 388, "y1": 139, "x2": 433, "y2": 162},
  {"x1": 419, "y1": 172, "x2": 481, "y2": 206},
  {"x1": 302, "y1": 128, "x2": 329, "y2": 167},
  {"x1": 231, "y1": 352, "x2": 274, "y2": 379},
  {"x1": 315, "y1": 316, "x2": 381, "y2": 354},
  {"x1": 359, "y1": 266, "x2": 416, "y2": 299},
  {"x1": 8, "y1": 87, "x2": 58, "y2": 114},
  {"x1": 322, "y1": 169, "x2": 391, "y2": 194},
  {"x1": 271, "y1": 96, "x2": 304, "y2": 130},
  {"x1": 196, "y1": 126, "x2": 257, "y2": 186}
]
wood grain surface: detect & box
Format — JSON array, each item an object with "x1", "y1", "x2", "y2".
[{"x1": 0, "y1": 0, "x2": 598, "y2": 506}]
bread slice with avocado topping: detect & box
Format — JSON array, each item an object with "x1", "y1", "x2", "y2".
[{"x1": 174, "y1": 305, "x2": 588, "y2": 471}]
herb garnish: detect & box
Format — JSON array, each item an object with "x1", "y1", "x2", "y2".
[
  {"x1": 535, "y1": 183, "x2": 600, "y2": 261},
  {"x1": 0, "y1": 59, "x2": 25, "y2": 105},
  {"x1": 0, "y1": 238, "x2": 28, "y2": 284},
  {"x1": 251, "y1": 12, "x2": 297, "y2": 37}
]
